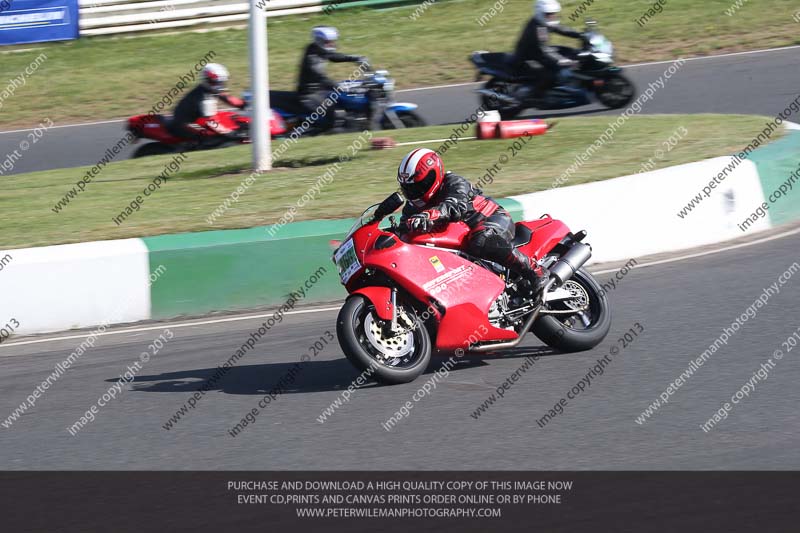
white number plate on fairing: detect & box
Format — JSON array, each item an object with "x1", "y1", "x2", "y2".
[{"x1": 334, "y1": 239, "x2": 361, "y2": 284}]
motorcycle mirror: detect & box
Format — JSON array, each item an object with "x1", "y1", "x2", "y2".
[{"x1": 374, "y1": 192, "x2": 404, "y2": 221}]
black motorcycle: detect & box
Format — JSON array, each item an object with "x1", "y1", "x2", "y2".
[{"x1": 470, "y1": 21, "x2": 635, "y2": 119}]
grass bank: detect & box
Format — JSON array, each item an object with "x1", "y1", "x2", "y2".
[
  {"x1": 0, "y1": 0, "x2": 798, "y2": 127},
  {"x1": 0, "y1": 114, "x2": 779, "y2": 249}
]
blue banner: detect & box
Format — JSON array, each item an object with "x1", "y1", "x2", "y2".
[{"x1": 0, "y1": 0, "x2": 79, "y2": 46}]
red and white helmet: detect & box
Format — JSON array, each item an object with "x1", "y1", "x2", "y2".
[
  {"x1": 201, "y1": 63, "x2": 229, "y2": 94},
  {"x1": 397, "y1": 148, "x2": 445, "y2": 207}
]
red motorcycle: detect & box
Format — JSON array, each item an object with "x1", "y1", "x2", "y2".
[
  {"x1": 333, "y1": 193, "x2": 611, "y2": 384},
  {"x1": 126, "y1": 110, "x2": 287, "y2": 158}
]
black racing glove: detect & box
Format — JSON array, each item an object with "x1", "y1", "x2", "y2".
[
  {"x1": 407, "y1": 209, "x2": 444, "y2": 233},
  {"x1": 407, "y1": 212, "x2": 435, "y2": 233}
]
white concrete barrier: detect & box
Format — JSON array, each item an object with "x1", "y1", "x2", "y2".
[
  {"x1": 511, "y1": 157, "x2": 769, "y2": 263},
  {"x1": 0, "y1": 239, "x2": 151, "y2": 335},
  {"x1": 1, "y1": 151, "x2": 792, "y2": 337}
]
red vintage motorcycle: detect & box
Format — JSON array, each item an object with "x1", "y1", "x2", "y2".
[
  {"x1": 333, "y1": 193, "x2": 611, "y2": 384},
  {"x1": 126, "y1": 110, "x2": 287, "y2": 158}
]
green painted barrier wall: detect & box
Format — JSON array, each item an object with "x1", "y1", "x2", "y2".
[
  {"x1": 497, "y1": 198, "x2": 524, "y2": 222},
  {"x1": 750, "y1": 130, "x2": 800, "y2": 227},
  {"x1": 143, "y1": 197, "x2": 523, "y2": 319},
  {"x1": 144, "y1": 220, "x2": 352, "y2": 318}
]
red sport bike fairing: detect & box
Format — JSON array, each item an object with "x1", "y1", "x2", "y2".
[
  {"x1": 126, "y1": 110, "x2": 287, "y2": 158},
  {"x1": 333, "y1": 193, "x2": 612, "y2": 384}
]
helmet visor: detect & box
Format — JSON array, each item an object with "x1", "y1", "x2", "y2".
[
  {"x1": 204, "y1": 74, "x2": 227, "y2": 93},
  {"x1": 545, "y1": 12, "x2": 560, "y2": 25},
  {"x1": 401, "y1": 169, "x2": 437, "y2": 201}
]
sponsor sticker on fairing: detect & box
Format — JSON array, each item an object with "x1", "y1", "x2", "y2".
[{"x1": 429, "y1": 255, "x2": 445, "y2": 273}]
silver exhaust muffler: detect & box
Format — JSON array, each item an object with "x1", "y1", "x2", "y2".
[
  {"x1": 549, "y1": 242, "x2": 592, "y2": 286},
  {"x1": 466, "y1": 244, "x2": 591, "y2": 354}
]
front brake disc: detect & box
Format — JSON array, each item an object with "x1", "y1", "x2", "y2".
[{"x1": 364, "y1": 311, "x2": 414, "y2": 360}]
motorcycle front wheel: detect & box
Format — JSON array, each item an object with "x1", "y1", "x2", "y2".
[
  {"x1": 596, "y1": 73, "x2": 636, "y2": 109},
  {"x1": 380, "y1": 110, "x2": 427, "y2": 129},
  {"x1": 336, "y1": 295, "x2": 431, "y2": 384}
]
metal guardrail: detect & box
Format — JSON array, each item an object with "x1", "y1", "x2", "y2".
[{"x1": 78, "y1": 0, "x2": 410, "y2": 36}]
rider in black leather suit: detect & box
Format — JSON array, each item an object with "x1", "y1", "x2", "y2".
[
  {"x1": 513, "y1": 0, "x2": 586, "y2": 97},
  {"x1": 297, "y1": 26, "x2": 369, "y2": 132},
  {"x1": 169, "y1": 63, "x2": 245, "y2": 142},
  {"x1": 396, "y1": 148, "x2": 550, "y2": 295}
]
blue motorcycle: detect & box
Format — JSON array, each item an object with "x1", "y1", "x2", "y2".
[{"x1": 247, "y1": 68, "x2": 425, "y2": 136}]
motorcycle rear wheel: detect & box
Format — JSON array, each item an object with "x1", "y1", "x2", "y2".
[
  {"x1": 482, "y1": 79, "x2": 522, "y2": 120},
  {"x1": 336, "y1": 295, "x2": 431, "y2": 385},
  {"x1": 532, "y1": 269, "x2": 611, "y2": 352}
]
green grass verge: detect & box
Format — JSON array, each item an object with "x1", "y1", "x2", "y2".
[
  {"x1": 0, "y1": 114, "x2": 778, "y2": 249},
  {"x1": 1, "y1": 0, "x2": 798, "y2": 127}
]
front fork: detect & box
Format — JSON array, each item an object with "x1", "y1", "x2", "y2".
[
  {"x1": 389, "y1": 288, "x2": 398, "y2": 332},
  {"x1": 382, "y1": 108, "x2": 405, "y2": 129}
]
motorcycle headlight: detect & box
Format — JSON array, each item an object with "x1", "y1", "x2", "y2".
[{"x1": 383, "y1": 78, "x2": 395, "y2": 92}]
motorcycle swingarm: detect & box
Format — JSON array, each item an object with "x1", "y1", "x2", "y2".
[{"x1": 539, "y1": 286, "x2": 589, "y2": 314}]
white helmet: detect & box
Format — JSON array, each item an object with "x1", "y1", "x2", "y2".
[
  {"x1": 535, "y1": 0, "x2": 561, "y2": 26},
  {"x1": 201, "y1": 63, "x2": 229, "y2": 94},
  {"x1": 312, "y1": 26, "x2": 339, "y2": 52}
]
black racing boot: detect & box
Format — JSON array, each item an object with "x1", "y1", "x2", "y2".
[
  {"x1": 507, "y1": 249, "x2": 551, "y2": 300},
  {"x1": 527, "y1": 265, "x2": 551, "y2": 302}
]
